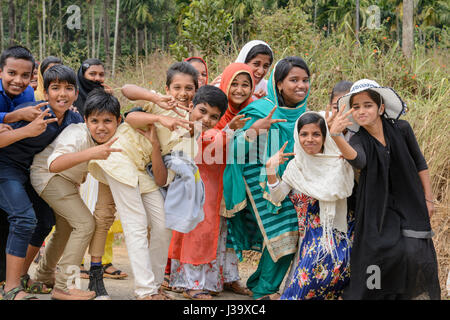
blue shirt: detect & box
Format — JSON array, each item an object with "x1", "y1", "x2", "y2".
[
  {"x1": 0, "y1": 100, "x2": 83, "y2": 171},
  {"x1": 0, "y1": 80, "x2": 36, "y2": 123}
]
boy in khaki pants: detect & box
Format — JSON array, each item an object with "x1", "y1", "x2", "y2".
[{"x1": 30, "y1": 89, "x2": 122, "y2": 300}]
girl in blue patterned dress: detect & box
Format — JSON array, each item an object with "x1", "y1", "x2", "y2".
[{"x1": 265, "y1": 111, "x2": 355, "y2": 300}]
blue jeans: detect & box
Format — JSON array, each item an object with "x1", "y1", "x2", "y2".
[{"x1": 0, "y1": 166, "x2": 55, "y2": 258}]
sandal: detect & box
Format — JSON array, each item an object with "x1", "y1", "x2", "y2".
[
  {"x1": 224, "y1": 281, "x2": 252, "y2": 296},
  {"x1": 102, "y1": 263, "x2": 128, "y2": 279},
  {"x1": 256, "y1": 293, "x2": 281, "y2": 300},
  {"x1": 80, "y1": 264, "x2": 89, "y2": 279},
  {"x1": 1, "y1": 285, "x2": 38, "y2": 300},
  {"x1": 183, "y1": 289, "x2": 212, "y2": 300},
  {"x1": 20, "y1": 274, "x2": 52, "y2": 294},
  {"x1": 161, "y1": 274, "x2": 170, "y2": 290}
]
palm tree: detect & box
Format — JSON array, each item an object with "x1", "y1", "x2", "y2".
[{"x1": 402, "y1": 0, "x2": 414, "y2": 58}]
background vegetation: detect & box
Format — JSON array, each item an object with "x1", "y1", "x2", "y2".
[{"x1": 1, "y1": 0, "x2": 449, "y2": 296}]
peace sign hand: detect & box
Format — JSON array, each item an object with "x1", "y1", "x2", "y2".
[
  {"x1": 265, "y1": 141, "x2": 295, "y2": 169},
  {"x1": 24, "y1": 107, "x2": 58, "y2": 137},
  {"x1": 329, "y1": 104, "x2": 353, "y2": 136},
  {"x1": 325, "y1": 102, "x2": 338, "y2": 129},
  {"x1": 89, "y1": 137, "x2": 122, "y2": 160},
  {"x1": 229, "y1": 114, "x2": 252, "y2": 130},
  {"x1": 250, "y1": 106, "x2": 287, "y2": 136}
]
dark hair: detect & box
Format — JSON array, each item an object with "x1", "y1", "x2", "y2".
[
  {"x1": 84, "y1": 88, "x2": 121, "y2": 120},
  {"x1": 349, "y1": 89, "x2": 382, "y2": 108},
  {"x1": 0, "y1": 45, "x2": 35, "y2": 71},
  {"x1": 275, "y1": 56, "x2": 310, "y2": 107},
  {"x1": 330, "y1": 80, "x2": 353, "y2": 103},
  {"x1": 43, "y1": 65, "x2": 77, "y2": 92},
  {"x1": 81, "y1": 58, "x2": 104, "y2": 75},
  {"x1": 297, "y1": 113, "x2": 327, "y2": 140},
  {"x1": 166, "y1": 61, "x2": 198, "y2": 90},
  {"x1": 40, "y1": 56, "x2": 63, "y2": 75},
  {"x1": 192, "y1": 85, "x2": 228, "y2": 116},
  {"x1": 244, "y1": 44, "x2": 273, "y2": 65}
]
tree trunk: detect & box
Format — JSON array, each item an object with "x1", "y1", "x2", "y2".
[
  {"x1": 103, "y1": 0, "x2": 111, "y2": 68},
  {"x1": 38, "y1": 16, "x2": 42, "y2": 61},
  {"x1": 42, "y1": 0, "x2": 46, "y2": 56},
  {"x1": 97, "y1": 14, "x2": 102, "y2": 59},
  {"x1": 59, "y1": 0, "x2": 62, "y2": 52},
  {"x1": 402, "y1": 0, "x2": 414, "y2": 59},
  {"x1": 91, "y1": 0, "x2": 96, "y2": 58},
  {"x1": 8, "y1": 0, "x2": 15, "y2": 46},
  {"x1": 0, "y1": 0, "x2": 4, "y2": 51},
  {"x1": 355, "y1": 0, "x2": 360, "y2": 43},
  {"x1": 144, "y1": 25, "x2": 148, "y2": 63},
  {"x1": 112, "y1": 0, "x2": 120, "y2": 76},
  {"x1": 26, "y1": 1, "x2": 30, "y2": 48},
  {"x1": 135, "y1": 26, "x2": 138, "y2": 68}
]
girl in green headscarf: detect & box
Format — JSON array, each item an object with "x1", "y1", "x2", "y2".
[{"x1": 222, "y1": 56, "x2": 310, "y2": 299}]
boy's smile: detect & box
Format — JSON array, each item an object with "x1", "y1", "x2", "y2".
[
  {"x1": 189, "y1": 102, "x2": 222, "y2": 133},
  {"x1": 0, "y1": 58, "x2": 33, "y2": 98},
  {"x1": 85, "y1": 111, "x2": 121, "y2": 144},
  {"x1": 44, "y1": 81, "x2": 78, "y2": 120}
]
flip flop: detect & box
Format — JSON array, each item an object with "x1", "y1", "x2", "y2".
[
  {"x1": 102, "y1": 263, "x2": 128, "y2": 279},
  {"x1": 183, "y1": 289, "x2": 212, "y2": 300}
]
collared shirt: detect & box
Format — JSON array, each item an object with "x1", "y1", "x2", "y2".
[
  {"x1": 0, "y1": 100, "x2": 84, "y2": 171},
  {"x1": 89, "y1": 102, "x2": 195, "y2": 194},
  {"x1": 0, "y1": 80, "x2": 35, "y2": 123},
  {"x1": 30, "y1": 123, "x2": 96, "y2": 195}
]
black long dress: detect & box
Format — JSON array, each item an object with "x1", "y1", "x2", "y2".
[{"x1": 342, "y1": 118, "x2": 441, "y2": 300}]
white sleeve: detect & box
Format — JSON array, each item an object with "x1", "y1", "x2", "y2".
[
  {"x1": 267, "y1": 179, "x2": 292, "y2": 205},
  {"x1": 47, "y1": 125, "x2": 88, "y2": 169}
]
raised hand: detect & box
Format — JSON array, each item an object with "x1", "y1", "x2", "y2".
[
  {"x1": 229, "y1": 114, "x2": 252, "y2": 130},
  {"x1": 137, "y1": 125, "x2": 160, "y2": 148},
  {"x1": 249, "y1": 106, "x2": 287, "y2": 135},
  {"x1": 19, "y1": 101, "x2": 50, "y2": 122},
  {"x1": 329, "y1": 104, "x2": 353, "y2": 136},
  {"x1": 325, "y1": 102, "x2": 338, "y2": 129},
  {"x1": 23, "y1": 108, "x2": 58, "y2": 137},
  {"x1": 157, "y1": 115, "x2": 193, "y2": 131},
  {"x1": 253, "y1": 89, "x2": 266, "y2": 99},
  {"x1": 101, "y1": 83, "x2": 114, "y2": 94},
  {"x1": 89, "y1": 137, "x2": 122, "y2": 160},
  {"x1": 265, "y1": 141, "x2": 295, "y2": 169},
  {"x1": 210, "y1": 74, "x2": 222, "y2": 86}
]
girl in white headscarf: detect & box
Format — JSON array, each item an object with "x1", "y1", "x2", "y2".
[
  {"x1": 211, "y1": 40, "x2": 273, "y2": 100},
  {"x1": 265, "y1": 111, "x2": 355, "y2": 300}
]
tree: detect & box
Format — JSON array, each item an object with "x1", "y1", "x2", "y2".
[
  {"x1": 8, "y1": 0, "x2": 15, "y2": 45},
  {"x1": 402, "y1": 0, "x2": 414, "y2": 58},
  {"x1": 112, "y1": 0, "x2": 120, "y2": 76}
]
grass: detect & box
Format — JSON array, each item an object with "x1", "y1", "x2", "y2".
[{"x1": 108, "y1": 39, "x2": 449, "y2": 296}]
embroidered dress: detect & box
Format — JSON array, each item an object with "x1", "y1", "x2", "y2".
[
  {"x1": 281, "y1": 192, "x2": 354, "y2": 300},
  {"x1": 169, "y1": 218, "x2": 240, "y2": 292}
]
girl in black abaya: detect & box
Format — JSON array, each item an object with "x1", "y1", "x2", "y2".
[{"x1": 328, "y1": 79, "x2": 440, "y2": 300}]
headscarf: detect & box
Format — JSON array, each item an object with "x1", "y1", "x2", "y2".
[
  {"x1": 235, "y1": 40, "x2": 273, "y2": 99},
  {"x1": 34, "y1": 66, "x2": 46, "y2": 101},
  {"x1": 282, "y1": 111, "x2": 354, "y2": 259},
  {"x1": 215, "y1": 62, "x2": 255, "y2": 130},
  {"x1": 223, "y1": 58, "x2": 309, "y2": 217},
  {"x1": 184, "y1": 56, "x2": 208, "y2": 85},
  {"x1": 73, "y1": 62, "x2": 105, "y2": 117}
]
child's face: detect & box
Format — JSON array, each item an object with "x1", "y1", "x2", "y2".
[
  {"x1": 85, "y1": 111, "x2": 121, "y2": 144},
  {"x1": 298, "y1": 123, "x2": 324, "y2": 155},
  {"x1": 351, "y1": 91, "x2": 384, "y2": 127},
  {"x1": 0, "y1": 58, "x2": 34, "y2": 97},
  {"x1": 165, "y1": 73, "x2": 196, "y2": 108},
  {"x1": 44, "y1": 80, "x2": 78, "y2": 117},
  {"x1": 189, "y1": 102, "x2": 222, "y2": 132},
  {"x1": 246, "y1": 54, "x2": 271, "y2": 85},
  {"x1": 84, "y1": 65, "x2": 105, "y2": 84},
  {"x1": 330, "y1": 92, "x2": 347, "y2": 112},
  {"x1": 229, "y1": 73, "x2": 252, "y2": 108},
  {"x1": 277, "y1": 67, "x2": 309, "y2": 107},
  {"x1": 30, "y1": 68, "x2": 38, "y2": 90},
  {"x1": 189, "y1": 61, "x2": 207, "y2": 87}
]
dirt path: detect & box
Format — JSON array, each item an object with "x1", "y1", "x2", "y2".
[{"x1": 30, "y1": 236, "x2": 261, "y2": 300}]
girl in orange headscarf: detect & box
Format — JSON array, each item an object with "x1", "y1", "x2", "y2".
[{"x1": 168, "y1": 63, "x2": 255, "y2": 300}]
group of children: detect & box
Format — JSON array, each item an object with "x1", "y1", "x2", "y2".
[{"x1": 0, "y1": 39, "x2": 441, "y2": 300}]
